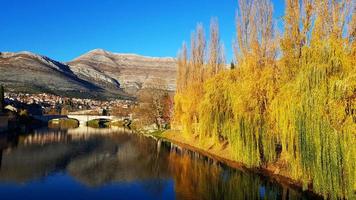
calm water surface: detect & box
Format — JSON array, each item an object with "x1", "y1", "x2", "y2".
[{"x1": 0, "y1": 127, "x2": 321, "y2": 200}]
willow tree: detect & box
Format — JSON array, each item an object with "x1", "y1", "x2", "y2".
[
  {"x1": 174, "y1": 0, "x2": 356, "y2": 198},
  {"x1": 198, "y1": 0, "x2": 278, "y2": 166},
  {"x1": 174, "y1": 0, "x2": 356, "y2": 199},
  {"x1": 233, "y1": 0, "x2": 277, "y2": 165},
  {"x1": 270, "y1": 0, "x2": 356, "y2": 198}
]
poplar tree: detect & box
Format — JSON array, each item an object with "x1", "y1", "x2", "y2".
[{"x1": 208, "y1": 18, "x2": 225, "y2": 77}]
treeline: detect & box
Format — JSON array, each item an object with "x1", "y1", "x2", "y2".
[{"x1": 173, "y1": 0, "x2": 356, "y2": 199}]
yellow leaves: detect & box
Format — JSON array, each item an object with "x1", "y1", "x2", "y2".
[
  {"x1": 268, "y1": 34, "x2": 355, "y2": 198},
  {"x1": 173, "y1": 0, "x2": 356, "y2": 198},
  {"x1": 174, "y1": 80, "x2": 205, "y2": 137}
]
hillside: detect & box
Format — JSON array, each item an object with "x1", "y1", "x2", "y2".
[
  {"x1": 68, "y1": 49, "x2": 177, "y2": 95},
  {"x1": 0, "y1": 50, "x2": 177, "y2": 99}
]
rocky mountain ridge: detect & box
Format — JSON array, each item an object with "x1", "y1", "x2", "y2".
[
  {"x1": 68, "y1": 49, "x2": 177, "y2": 94},
  {"x1": 0, "y1": 50, "x2": 177, "y2": 99}
]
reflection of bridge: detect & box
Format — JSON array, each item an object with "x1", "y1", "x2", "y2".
[
  {"x1": 33, "y1": 115, "x2": 126, "y2": 126},
  {"x1": 22, "y1": 127, "x2": 134, "y2": 145}
]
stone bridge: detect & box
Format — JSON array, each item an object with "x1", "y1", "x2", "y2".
[{"x1": 33, "y1": 114, "x2": 127, "y2": 126}]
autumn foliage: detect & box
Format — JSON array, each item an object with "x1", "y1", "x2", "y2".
[{"x1": 173, "y1": 0, "x2": 356, "y2": 199}]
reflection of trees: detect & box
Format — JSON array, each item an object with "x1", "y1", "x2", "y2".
[
  {"x1": 23, "y1": 132, "x2": 68, "y2": 145},
  {"x1": 0, "y1": 133, "x2": 19, "y2": 169},
  {"x1": 168, "y1": 149, "x2": 319, "y2": 200}
]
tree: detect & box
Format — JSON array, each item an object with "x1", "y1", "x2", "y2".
[
  {"x1": 134, "y1": 79, "x2": 173, "y2": 130},
  {"x1": 177, "y1": 42, "x2": 188, "y2": 92},
  {"x1": 0, "y1": 85, "x2": 4, "y2": 113},
  {"x1": 174, "y1": 0, "x2": 356, "y2": 198},
  {"x1": 281, "y1": 0, "x2": 314, "y2": 79},
  {"x1": 191, "y1": 23, "x2": 206, "y2": 83},
  {"x1": 230, "y1": 61, "x2": 235, "y2": 70},
  {"x1": 161, "y1": 93, "x2": 174, "y2": 128},
  {"x1": 208, "y1": 18, "x2": 225, "y2": 77},
  {"x1": 102, "y1": 108, "x2": 108, "y2": 116}
]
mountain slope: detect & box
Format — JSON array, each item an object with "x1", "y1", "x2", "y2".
[
  {"x1": 0, "y1": 50, "x2": 177, "y2": 99},
  {"x1": 68, "y1": 49, "x2": 177, "y2": 95},
  {"x1": 0, "y1": 51, "x2": 127, "y2": 99}
]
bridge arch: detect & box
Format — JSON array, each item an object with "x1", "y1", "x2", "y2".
[
  {"x1": 48, "y1": 118, "x2": 80, "y2": 124},
  {"x1": 48, "y1": 118, "x2": 80, "y2": 128},
  {"x1": 67, "y1": 115, "x2": 117, "y2": 126},
  {"x1": 33, "y1": 114, "x2": 127, "y2": 127}
]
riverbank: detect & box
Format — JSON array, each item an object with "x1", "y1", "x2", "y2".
[{"x1": 150, "y1": 129, "x2": 324, "y2": 199}]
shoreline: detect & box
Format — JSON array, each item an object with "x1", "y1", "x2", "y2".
[{"x1": 144, "y1": 129, "x2": 324, "y2": 199}]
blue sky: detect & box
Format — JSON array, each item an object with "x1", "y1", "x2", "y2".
[{"x1": 0, "y1": 0, "x2": 285, "y2": 62}]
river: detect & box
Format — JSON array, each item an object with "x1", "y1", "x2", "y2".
[{"x1": 0, "y1": 126, "x2": 321, "y2": 200}]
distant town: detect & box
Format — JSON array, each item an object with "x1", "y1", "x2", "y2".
[{"x1": 4, "y1": 92, "x2": 133, "y2": 116}]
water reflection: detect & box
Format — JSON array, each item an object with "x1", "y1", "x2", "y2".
[
  {"x1": 167, "y1": 145, "x2": 320, "y2": 200},
  {"x1": 0, "y1": 128, "x2": 321, "y2": 200}
]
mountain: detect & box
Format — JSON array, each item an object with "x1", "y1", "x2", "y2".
[
  {"x1": 0, "y1": 51, "x2": 126, "y2": 99},
  {"x1": 68, "y1": 49, "x2": 177, "y2": 95},
  {"x1": 0, "y1": 50, "x2": 177, "y2": 99}
]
